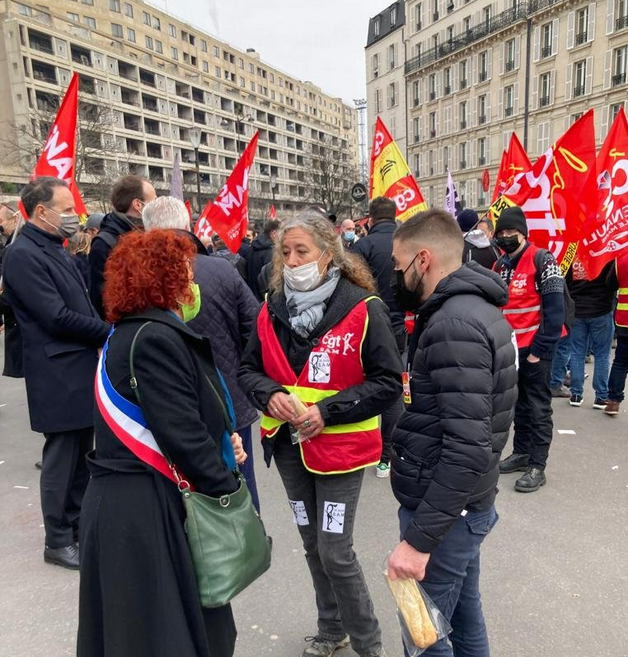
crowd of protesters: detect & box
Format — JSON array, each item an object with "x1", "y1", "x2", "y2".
[{"x1": 0, "y1": 173, "x2": 626, "y2": 657}]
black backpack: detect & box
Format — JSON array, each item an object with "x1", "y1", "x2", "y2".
[{"x1": 496, "y1": 247, "x2": 575, "y2": 331}]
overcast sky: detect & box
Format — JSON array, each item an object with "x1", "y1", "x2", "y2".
[{"x1": 147, "y1": 0, "x2": 388, "y2": 105}]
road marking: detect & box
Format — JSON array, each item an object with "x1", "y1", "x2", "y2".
[
  {"x1": 0, "y1": 404, "x2": 6, "y2": 408},
  {"x1": 557, "y1": 429, "x2": 576, "y2": 435},
  {"x1": 0, "y1": 461, "x2": 5, "y2": 466},
  {"x1": 14, "y1": 485, "x2": 29, "y2": 489}
]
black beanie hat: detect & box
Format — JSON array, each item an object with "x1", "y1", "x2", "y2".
[
  {"x1": 457, "y1": 209, "x2": 479, "y2": 232},
  {"x1": 495, "y1": 206, "x2": 528, "y2": 237}
]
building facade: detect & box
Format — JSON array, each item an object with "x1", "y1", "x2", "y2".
[
  {"x1": 367, "y1": 0, "x2": 628, "y2": 210},
  {"x1": 366, "y1": 1, "x2": 408, "y2": 157},
  {"x1": 0, "y1": 0, "x2": 359, "y2": 218}
]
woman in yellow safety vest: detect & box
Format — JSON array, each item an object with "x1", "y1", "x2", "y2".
[{"x1": 238, "y1": 210, "x2": 402, "y2": 657}]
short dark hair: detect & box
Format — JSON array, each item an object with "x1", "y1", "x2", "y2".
[
  {"x1": 263, "y1": 219, "x2": 281, "y2": 236},
  {"x1": 21, "y1": 176, "x2": 68, "y2": 218},
  {"x1": 394, "y1": 209, "x2": 464, "y2": 261},
  {"x1": 110, "y1": 175, "x2": 147, "y2": 213},
  {"x1": 368, "y1": 196, "x2": 397, "y2": 223}
]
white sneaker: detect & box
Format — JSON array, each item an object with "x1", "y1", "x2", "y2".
[{"x1": 376, "y1": 462, "x2": 390, "y2": 478}]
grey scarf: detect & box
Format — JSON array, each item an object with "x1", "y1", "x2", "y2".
[{"x1": 284, "y1": 267, "x2": 341, "y2": 337}]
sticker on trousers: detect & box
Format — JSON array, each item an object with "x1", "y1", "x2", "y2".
[
  {"x1": 322, "y1": 501, "x2": 346, "y2": 534},
  {"x1": 289, "y1": 500, "x2": 309, "y2": 526}
]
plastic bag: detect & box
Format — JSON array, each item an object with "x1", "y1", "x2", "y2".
[
  {"x1": 287, "y1": 392, "x2": 310, "y2": 445},
  {"x1": 383, "y1": 554, "x2": 452, "y2": 656}
]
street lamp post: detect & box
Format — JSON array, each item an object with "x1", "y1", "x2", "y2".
[
  {"x1": 269, "y1": 173, "x2": 277, "y2": 204},
  {"x1": 189, "y1": 126, "x2": 202, "y2": 213}
]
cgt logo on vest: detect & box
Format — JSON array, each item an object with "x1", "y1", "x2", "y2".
[
  {"x1": 321, "y1": 331, "x2": 356, "y2": 356},
  {"x1": 510, "y1": 275, "x2": 529, "y2": 294}
]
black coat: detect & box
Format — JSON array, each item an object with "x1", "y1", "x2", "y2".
[
  {"x1": 188, "y1": 254, "x2": 260, "y2": 430},
  {"x1": 0, "y1": 232, "x2": 24, "y2": 378},
  {"x1": 2, "y1": 222, "x2": 109, "y2": 433},
  {"x1": 246, "y1": 233, "x2": 275, "y2": 301},
  {"x1": 392, "y1": 263, "x2": 518, "y2": 553},
  {"x1": 238, "y1": 277, "x2": 403, "y2": 465},
  {"x1": 88, "y1": 211, "x2": 139, "y2": 318},
  {"x1": 78, "y1": 309, "x2": 239, "y2": 657},
  {"x1": 352, "y1": 220, "x2": 405, "y2": 334}
]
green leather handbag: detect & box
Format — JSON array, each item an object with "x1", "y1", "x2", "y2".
[{"x1": 130, "y1": 322, "x2": 272, "y2": 608}]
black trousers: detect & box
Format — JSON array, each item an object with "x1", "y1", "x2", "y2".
[
  {"x1": 41, "y1": 427, "x2": 93, "y2": 548},
  {"x1": 380, "y1": 328, "x2": 406, "y2": 464},
  {"x1": 513, "y1": 350, "x2": 553, "y2": 469}
]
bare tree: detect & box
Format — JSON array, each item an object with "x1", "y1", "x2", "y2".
[{"x1": 303, "y1": 136, "x2": 359, "y2": 218}]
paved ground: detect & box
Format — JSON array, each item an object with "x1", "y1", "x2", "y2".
[{"x1": 1, "y1": 338, "x2": 627, "y2": 657}]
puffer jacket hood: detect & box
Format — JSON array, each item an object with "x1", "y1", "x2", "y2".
[
  {"x1": 99, "y1": 211, "x2": 138, "y2": 237},
  {"x1": 251, "y1": 232, "x2": 274, "y2": 252},
  {"x1": 421, "y1": 261, "x2": 509, "y2": 317},
  {"x1": 464, "y1": 229, "x2": 492, "y2": 249}
]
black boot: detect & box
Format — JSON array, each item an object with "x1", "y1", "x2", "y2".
[
  {"x1": 515, "y1": 467, "x2": 547, "y2": 493},
  {"x1": 499, "y1": 452, "x2": 529, "y2": 474}
]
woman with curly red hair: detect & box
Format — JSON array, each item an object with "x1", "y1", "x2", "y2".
[{"x1": 78, "y1": 230, "x2": 244, "y2": 657}]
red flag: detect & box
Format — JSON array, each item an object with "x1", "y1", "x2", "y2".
[
  {"x1": 19, "y1": 73, "x2": 87, "y2": 218},
  {"x1": 578, "y1": 108, "x2": 628, "y2": 278},
  {"x1": 194, "y1": 200, "x2": 213, "y2": 241},
  {"x1": 184, "y1": 199, "x2": 193, "y2": 224},
  {"x1": 269, "y1": 204, "x2": 277, "y2": 220},
  {"x1": 205, "y1": 131, "x2": 259, "y2": 253},
  {"x1": 369, "y1": 117, "x2": 427, "y2": 222},
  {"x1": 492, "y1": 133, "x2": 531, "y2": 204},
  {"x1": 490, "y1": 111, "x2": 597, "y2": 273}
]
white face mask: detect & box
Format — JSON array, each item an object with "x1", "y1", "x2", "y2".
[{"x1": 284, "y1": 251, "x2": 326, "y2": 292}]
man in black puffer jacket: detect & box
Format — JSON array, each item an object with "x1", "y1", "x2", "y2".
[{"x1": 387, "y1": 209, "x2": 518, "y2": 657}]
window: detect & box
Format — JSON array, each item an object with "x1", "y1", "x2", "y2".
[
  {"x1": 390, "y1": 6, "x2": 397, "y2": 25},
  {"x1": 110, "y1": 0, "x2": 120, "y2": 11},
  {"x1": 576, "y1": 7, "x2": 588, "y2": 44},
  {"x1": 239, "y1": 76, "x2": 245, "y2": 87},
  {"x1": 611, "y1": 102, "x2": 624, "y2": 120},
  {"x1": 541, "y1": 22, "x2": 552, "y2": 58},
  {"x1": 388, "y1": 82, "x2": 397, "y2": 108},
  {"x1": 144, "y1": 35, "x2": 153, "y2": 50},
  {"x1": 443, "y1": 146, "x2": 449, "y2": 170},
  {"x1": 17, "y1": 3, "x2": 32, "y2": 15},
  {"x1": 67, "y1": 12, "x2": 79, "y2": 21},
  {"x1": 142, "y1": 11, "x2": 150, "y2": 25},
  {"x1": 504, "y1": 85, "x2": 514, "y2": 115},
  {"x1": 415, "y1": 3, "x2": 423, "y2": 30},
  {"x1": 155, "y1": 40, "x2": 163, "y2": 54},
  {"x1": 201, "y1": 40, "x2": 207, "y2": 52},
  {"x1": 215, "y1": 66, "x2": 221, "y2": 77},
  {"x1": 444, "y1": 67, "x2": 451, "y2": 94},
  {"x1": 202, "y1": 61, "x2": 209, "y2": 72},
  {"x1": 479, "y1": 51, "x2": 489, "y2": 81},
  {"x1": 152, "y1": 17, "x2": 160, "y2": 30},
  {"x1": 250, "y1": 81, "x2": 255, "y2": 92},
  {"x1": 169, "y1": 24, "x2": 176, "y2": 37},
  {"x1": 460, "y1": 101, "x2": 467, "y2": 128},
  {"x1": 249, "y1": 63, "x2": 255, "y2": 74},
  {"x1": 412, "y1": 80, "x2": 421, "y2": 106},
  {"x1": 388, "y1": 44, "x2": 395, "y2": 70},
  {"x1": 573, "y1": 59, "x2": 586, "y2": 96},
  {"x1": 111, "y1": 23, "x2": 123, "y2": 38},
  {"x1": 429, "y1": 111, "x2": 437, "y2": 137},
  {"x1": 464, "y1": 16, "x2": 471, "y2": 32},
  {"x1": 540, "y1": 72, "x2": 551, "y2": 105},
  {"x1": 429, "y1": 73, "x2": 436, "y2": 99},
  {"x1": 460, "y1": 142, "x2": 467, "y2": 168},
  {"x1": 413, "y1": 117, "x2": 422, "y2": 143},
  {"x1": 83, "y1": 16, "x2": 96, "y2": 28},
  {"x1": 171, "y1": 47, "x2": 178, "y2": 60},
  {"x1": 613, "y1": 46, "x2": 628, "y2": 85},
  {"x1": 372, "y1": 53, "x2": 380, "y2": 78},
  {"x1": 505, "y1": 39, "x2": 516, "y2": 71},
  {"x1": 459, "y1": 60, "x2": 468, "y2": 88},
  {"x1": 213, "y1": 46, "x2": 220, "y2": 57},
  {"x1": 374, "y1": 17, "x2": 380, "y2": 37},
  {"x1": 483, "y1": 6, "x2": 491, "y2": 25},
  {"x1": 478, "y1": 94, "x2": 487, "y2": 123},
  {"x1": 616, "y1": 0, "x2": 628, "y2": 31},
  {"x1": 238, "y1": 58, "x2": 244, "y2": 69},
  {"x1": 127, "y1": 27, "x2": 136, "y2": 42},
  {"x1": 375, "y1": 88, "x2": 381, "y2": 113},
  {"x1": 82, "y1": 0, "x2": 94, "y2": 4},
  {"x1": 433, "y1": 0, "x2": 439, "y2": 21},
  {"x1": 478, "y1": 137, "x2": 487, "y2": 165}
]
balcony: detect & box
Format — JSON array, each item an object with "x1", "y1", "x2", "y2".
[
  {"x1": 121, "y1": 88, "x2": 139, "y2": 107},
  {"x1": 430, "y1": 129, "x2": 436, "y2": 138},
  {"x1": 444, "y1": 85, "x2": 451, "y2": 95},
  {"x1": 29, "y1": 31, "x2": 53, "y2": 55},
  {"x1": 479, "y1": 71, "x2": 488, "y2": 82},
  {"x1": 413, "y1": 97, "x2": 420, "y2": 107},
  {"x1": 433, "y1": 11, "x2": 439, "y2": 21},
  {"x1": 505, "y1": 106, "x2": 514, "y2": 116},
  {"x1": 460, "y1": 78, "x2": 468, "y2": 89},
  {"x1": 32, "y1": 61, "x2": 56, "y2": 84},
  {"x1": 612, "y1": 72, "x2": 627, "y2": 86},
  {"x1": 142, "y1": 94, "x2": 158, "y2": 112},
  {"x1": 479, "y1": 156, "x2": 486, "y2": 165},
  {"x1": 416, "y1": 21, "x2": 422, "y2": 30},
  {"x1": 540, "y1": 95, "x2": 551, "y2": 106},
  {"x1": 405, "y1": 3, "x2": 528, "y2": 75},
  {"x1": 429, "y1": 91, "x2": 436, "y2": 100},
  {"x1": 460, "y1": 160, "x2": 467, "y2": 169},
  {"x1": 479, "y1": 114, "x2": 487, "y2": 124},
  {"x1": 78, "y1": 74, "x2": 95, "y2": 95},
  {"x1": 541, "y1": 45, "x2": 552, "y2": 58},
  {"x1": 575, "y1": 31, "x2": 588, "y2": 45},
  {"x1": 460, "y1": 120, "x2": 467, "y2": 129},
  {"x1": 505, "y1": 60, "x2": 515, "y2": 72},
  {"x1": 71, "y1": 45, "x2": 92, "y2": 67},
  {"x1": 139, "y1": 69, "x2": 156, "y2": 87},
  {"x1": 119, "y1": 61, "x2": 137, "y2": 82},
  {"x1": 616, "y1": 15, "x2": 628, "y2": 30},
  {"x1": 144, "y1": 119, "x2": 160, "y2": 136},
  {"x1": 123, "y1": 114, "x2": 141, "y2": 131},
  {"x1": 573, "y1": 85, "x2": 585, "y2": 97}
]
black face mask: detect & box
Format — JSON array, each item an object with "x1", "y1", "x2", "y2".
[
  {"x1": 391, "y1": 255, "x2": 425, "y2": 313},
  {"x1": 495, "y1": 235, "x2": 521, "y2": 254}
]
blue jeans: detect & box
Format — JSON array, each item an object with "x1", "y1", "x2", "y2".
[
  {"x1": 550, "y1": 334, "x2": 572, "y2": 389},
  {"x1": 399, "y1": 505, "x2": 499, "y2": 657},
  {"x1": 569, "y1": 313, "x2": 614, "y2": 398}
]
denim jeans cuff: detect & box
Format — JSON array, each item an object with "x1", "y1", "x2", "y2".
[{"x1": 317, "y1": 631, "x2": 348, "y2": 643}]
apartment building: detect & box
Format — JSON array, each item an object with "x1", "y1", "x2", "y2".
[
  {"x1": 366, "y1": 1, "x2": 408, "y2": 153},
  {"x1": 367, "y1": 0, "x2": 628, "y2": 211},
  {"x1": 0, "y1": 0, "x2": 359, "y2": 217}
]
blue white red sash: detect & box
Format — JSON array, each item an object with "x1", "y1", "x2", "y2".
[{"x1": 94, "y1": 332, "x2": 182, "y2": 486}]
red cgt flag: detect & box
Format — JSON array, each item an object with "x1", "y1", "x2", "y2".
[
  {"x1": 21, "y1": 72, "x2": 87, "y2": 218},
  {"x1": 269, "y1": 204, "x2": 277, "y2": 220},
  {"x1": 489, "y1": 110, "x2": 597, "y2": 273},
  {"x1": 205, "y1": 131, "x2": 259, "y2": 253},
  {"x1": 194, "y1": 199, "x2": 213, "y2": 241},
  {"x1": 578, "y1": 107, "x2": 628, "y2": 278},
  {"x1": 492, "y1": 133, "x2": 531, "y2": 204}
]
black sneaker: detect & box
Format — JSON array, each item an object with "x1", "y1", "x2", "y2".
[
  {"x1": 551, "y1": 385, "x2": 571, "y2": 398},
  {"x1": 593, "y1": 397, "x2": 608, "y2": 410},
  {"x1": 569, "y1": 395, "x2": 583, "y2": 407}
]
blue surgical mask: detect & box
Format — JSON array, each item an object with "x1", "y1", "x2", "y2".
[{"x1": 343, "y1": 231, "x2": 355, "y2": 242}]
